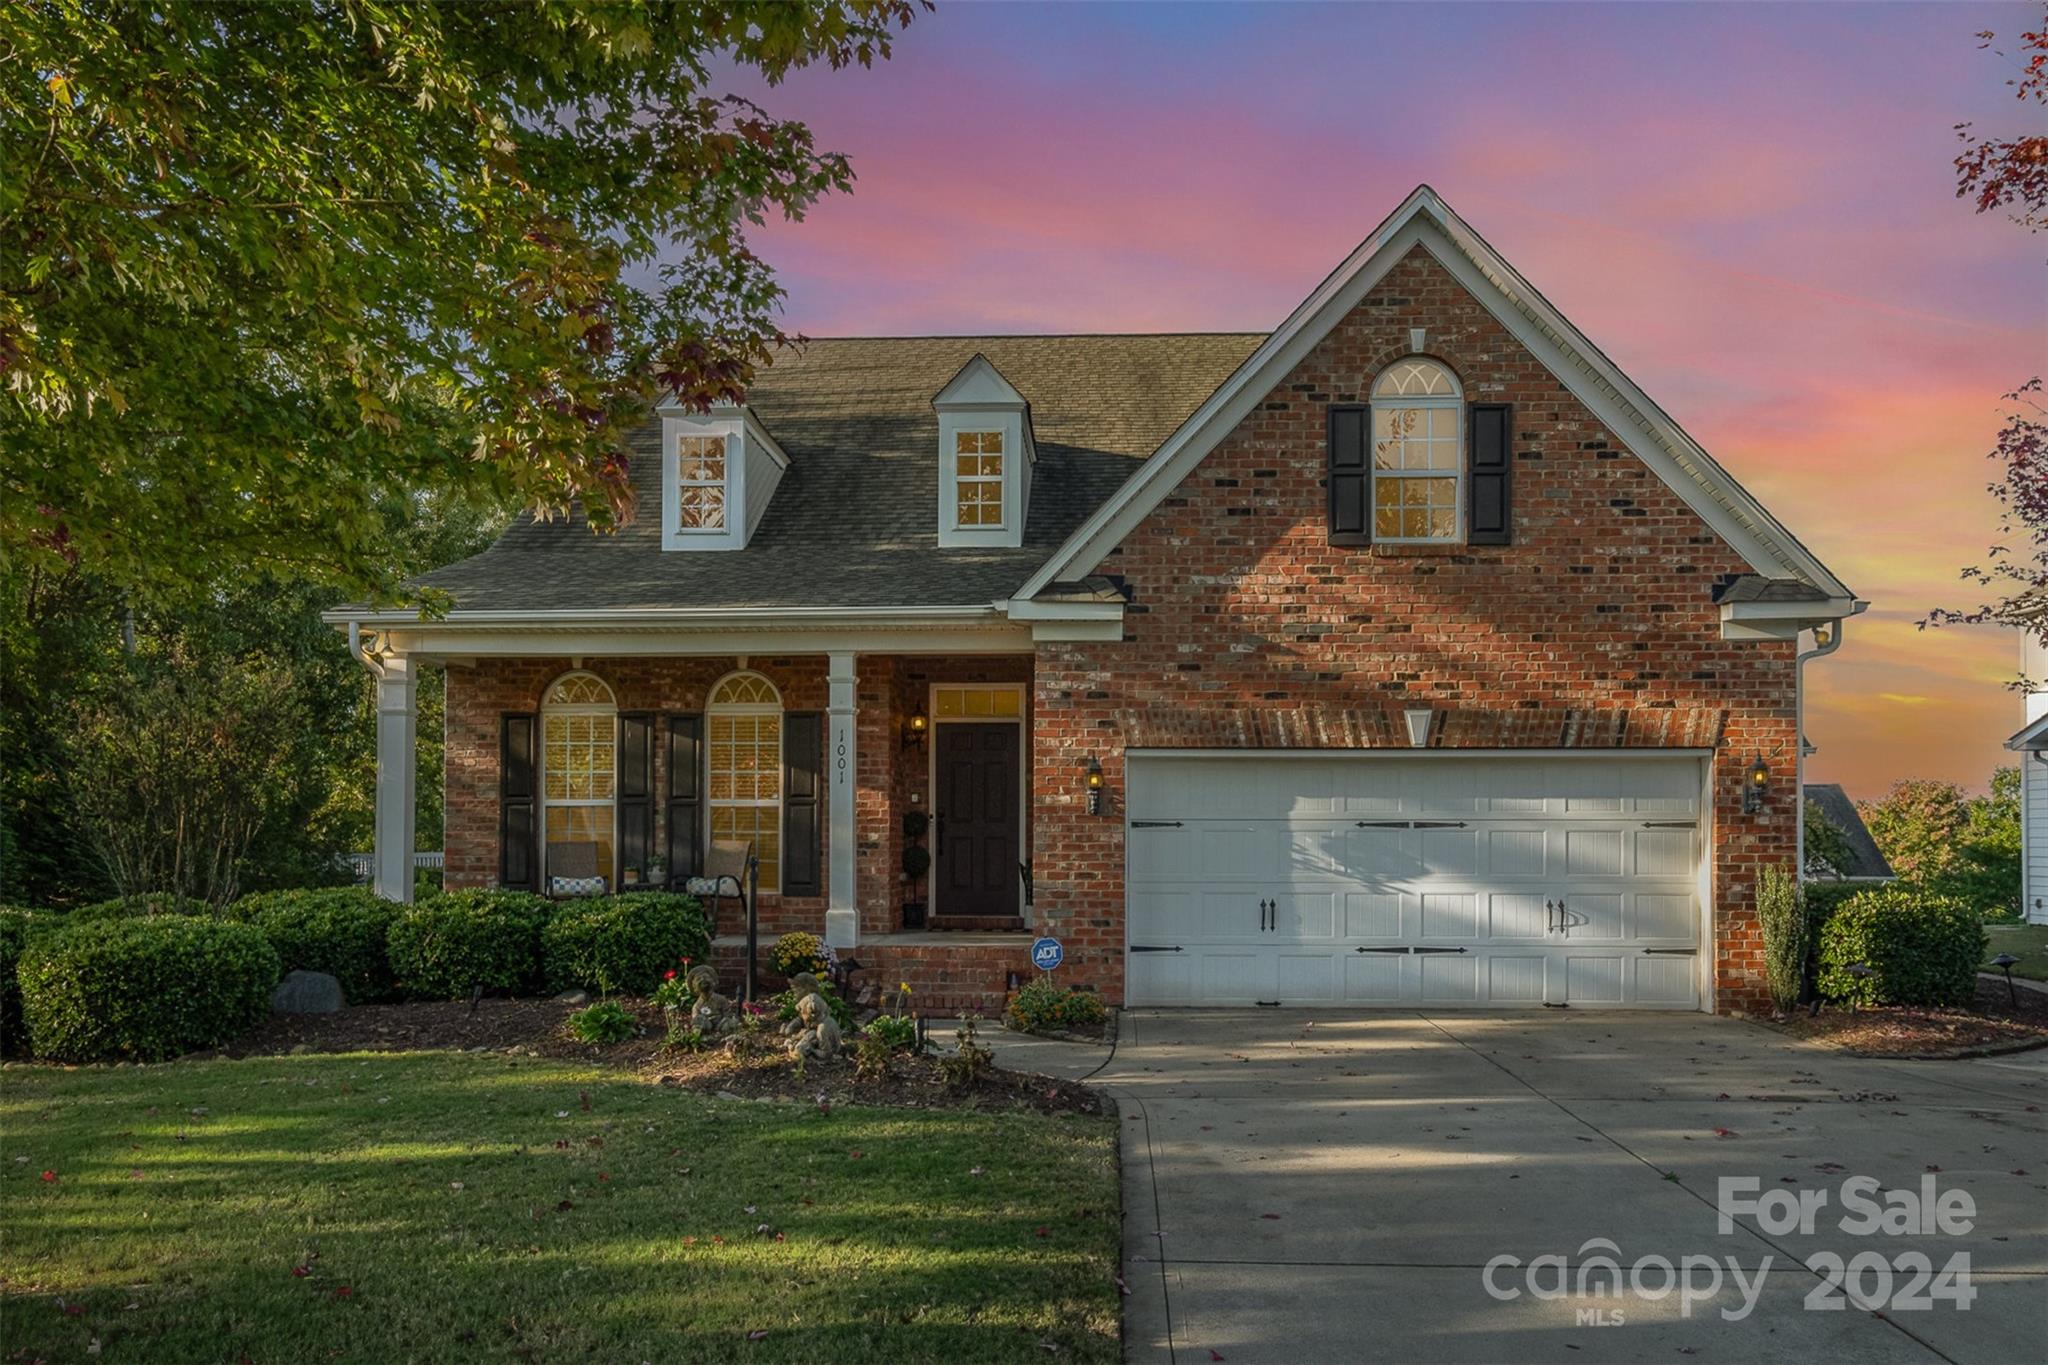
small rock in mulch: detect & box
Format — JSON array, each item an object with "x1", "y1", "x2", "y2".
[
  {"x1": 271, "y1": 970, "x2": 345, "y2": 1015},
  {"x1": 1766, "y1": 976, "x2": 2048, "y2": 1058}
]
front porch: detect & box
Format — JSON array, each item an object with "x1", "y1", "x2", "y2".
[{"x1": 355, "y1": 627, "x2": 1054, "y2": 983}]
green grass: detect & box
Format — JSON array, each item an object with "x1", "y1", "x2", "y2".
[
  {"x1": 0, "y1": 1053, "x2": 1120, "y2": 1363},
  {"x1": 1986, "y1": 922, "x2": 2048, "y2": 981}
]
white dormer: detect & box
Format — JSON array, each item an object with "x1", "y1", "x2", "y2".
[
  {"x1": 656, "y1": 400, "x2": 789, "y2": 552},
  {"x1": 933, "y1": 355, "x2": 1034, "y2": 548}
]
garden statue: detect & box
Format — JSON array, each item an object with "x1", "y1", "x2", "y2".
[
  {"x1": 686, "y1": 964, "x2": 735, "y2": 1036},
  {"x1": 791, "y1": 992, "x2": 843, "y2": 1062}
]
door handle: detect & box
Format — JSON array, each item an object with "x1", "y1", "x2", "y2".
[
  {"x1": 1557, "y1": 897, "x2": 1568, "y2": 934},
  {"x1": 1268, "y1": 899, "x2": 1276, "y2": 932},
  {"x1": 1545, "y1": 899, "x2": 1555, "y2": 933}
]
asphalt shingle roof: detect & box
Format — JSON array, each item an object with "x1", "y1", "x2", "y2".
[
  {"x1": 413, "y1": 333, "x2": 1264, "y2": 611},
  {"x1": 1804, "y1": 782, "x2": 1896, "y2": 881}
]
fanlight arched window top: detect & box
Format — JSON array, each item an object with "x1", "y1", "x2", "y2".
[
  {"x1": 1370, "y1": 357, "x2": 1463, "y2": 543},
  {"x1": 708, "y1": 672, "x2": 781, "y2": 708},
  {"x1": 706, "y1": 671, "x2": 783, "y2": 893},
  {"x1": 1372, "y1": 358, "x2": 1461, "y2": 399},
  {"x1": 546, "y1": 672, "x2": 616, "y2": 708}
]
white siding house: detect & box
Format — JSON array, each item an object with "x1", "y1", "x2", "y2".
[{"x1": 2006, "y1": 633, "x2": 2048, "y2": 925}]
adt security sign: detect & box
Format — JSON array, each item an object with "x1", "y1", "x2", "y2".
[{"x1": 1030, "y1": 936, "x2": 1064, "y2": 973}]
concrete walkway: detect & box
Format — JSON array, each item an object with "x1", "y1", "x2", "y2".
[{"x1": 1098, "y1": 1011, "x2": 2048, "y2": 1364}]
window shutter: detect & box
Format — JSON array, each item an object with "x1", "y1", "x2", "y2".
[
  {"x1": 616, "y1": 712, "x2": 654, "y2": 889},
  {"x1": 499, "y1": 713, "x2": 539, "y2": 892},
  {"x1": 1328, "y1": 404, "x2": 1371, "y2": 547},
  {"x1": 664, "y1": 714, "x2": 703, "y2": 887},
  {"x1": 1467, "y1": 403, "x2": 1513, "y2": 545},
  {"x1": 782, "y1": 711, "x2": 823, "y2": 896}
]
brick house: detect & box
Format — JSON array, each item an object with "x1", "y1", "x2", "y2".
[{"x1": 331, "y1": 187, "x2": 1861, "y2": 1014}]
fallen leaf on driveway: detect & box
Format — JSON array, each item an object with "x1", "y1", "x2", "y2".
[
  {"x1": 1711, "y1": 1128, "x2": 1737, "y2": 1139},
  {"x1": 1259, "y1": 1213, "x2": 1281, "y2": 1220}
]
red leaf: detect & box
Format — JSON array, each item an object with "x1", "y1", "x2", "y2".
[
  {"x1": 598, "y1": 1172, "x2": 611, "y2": 1182},
  {"x1": 848, "y1": 1150, "x2": 864, "y2": 1159},
  {"x1": 1034, "y1": 1226, "x2": 1050, "y2": 1238},
  {"x1": 333, "y1": 1286, "x2": 353, "y2": 1299},
  {"x1": 1210, "y1": 1351, "x2": 1226, "y2": 1361},
  {"x1": 291, "y1": 1266, "x2": 311, "y2": 1278},
  {"x1": 40, "y1": 1170, "x2": 56, "y2": 1183},
  {"x1": 1711, "y1": 1128, "x2": 1738, "y2": 1139},
  {"x1": 1259, "y1": 1213, "x2": 1282, "y2": 1220}
]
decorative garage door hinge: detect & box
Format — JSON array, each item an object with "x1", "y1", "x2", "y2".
[
  {"x1": 1128, "y1": 944, "x2": 1183, "y2": 953},
  {"x1": 1130, "y1": 820, "x2": 1184, "y2": 828},
  {"x1": 1354, "y1": 820, "x2": 1469, "y2": 829}
]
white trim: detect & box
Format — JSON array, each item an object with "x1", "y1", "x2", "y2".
[
  {"x1": 926, "y1": 682, "x2": 1029, "y2": 920},
  {"x1": 326, "y1": 604, "x2": 1005, "y2": 628},
  {"x1": 1017, "y1": 185, "x2": 1853, "y2": 603},
  {"x1": 2008, "y1": 712, "x2": 2048, "y2": 750}
]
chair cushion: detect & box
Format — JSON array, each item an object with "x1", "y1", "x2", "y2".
[
  {"x1": 682, "y1": 877, "x2": 727, "y2": 897},
  {"x1": 550, "y1": 875, "x2": 607, "y2": 898}
]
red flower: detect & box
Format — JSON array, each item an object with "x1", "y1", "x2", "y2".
[{"x1": 665, "y1": 970, "x2": 678, "y2": 980}]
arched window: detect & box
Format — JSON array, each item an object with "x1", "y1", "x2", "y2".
[
  {"x1": 706, "y1": 671, "x2": 783, "y2": 893},
  {"x1": 542, "y1": 671, "x2": 617, "y2": 889},
  {"x1": 1371, "y1": 358, "x2": 1463, "y2": 543}
]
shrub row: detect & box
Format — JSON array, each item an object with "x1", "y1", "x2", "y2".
[{"x1": 19, "y1": 916, "x2": 280, "y2": 1062}]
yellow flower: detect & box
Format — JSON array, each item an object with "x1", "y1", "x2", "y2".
[{"x1": 900, "y1": 981, "x2": 911, "y2": 993}]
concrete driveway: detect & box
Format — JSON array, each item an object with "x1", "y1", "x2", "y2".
[{"x1": 1100, "y1": 1011, "x2": 2047, "y2": 1364}]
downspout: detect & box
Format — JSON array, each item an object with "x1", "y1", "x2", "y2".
[{"x1": 1794, "y1": 618, "x2": 1846, "y2": 881}]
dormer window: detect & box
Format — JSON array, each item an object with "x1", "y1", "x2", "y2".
[
  {"x1": 953, "y1": 429, "x2": 1007, "y2": 528},
  {"x1": 933, "y1": 354, "x2": 1034, "y2": 548},
  {"x1": 658, "y1": 402, "x2": 788, "y2": 552},
  {"x1": 677, "y1": 434, "x2": 729, "y2": 532}
]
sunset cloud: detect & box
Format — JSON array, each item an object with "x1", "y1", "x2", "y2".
[{"x1": 719, "y1": 1, "x2": 2042, "y2": 797}]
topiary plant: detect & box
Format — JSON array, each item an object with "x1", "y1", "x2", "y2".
[
  {"x1": 385, "y1": 889, "x2": 552, "y2": 1000},
  {"x1": 541, "y1": 892, "x2": 712, "y2": 995},
  {"x1": 1817, "y1": 885, "x2": 1986, "y2": 1008},
  {"x1": 230, "y1": 887, "x2": 403, "y2": 1004},
  {"x1": 18, "y1": 916, "x2": 280, "y2": 1061}
]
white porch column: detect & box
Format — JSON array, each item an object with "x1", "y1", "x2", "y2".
[
  {"x1": 824, "y1": 651, "x2": 858, "y2": 948},
  {"x1": 372, "y1": 653, "x2": 418, "y2": 905}
]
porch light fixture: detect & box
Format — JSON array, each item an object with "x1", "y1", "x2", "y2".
[
  {"x1": 1084, "y1": 755, "x2": 1104, "y2": 816},
  {"x1": 902, "y1": 707, "x2": 928, "y2": 750},
  {"x1": 1991, "y1": 952, "x2": 2021, "y2": 1008},
  {"x1": 1741, "y1": 753, "x2": 1770, "y2": 814},
  {"x1": 1403, "y1": 707, "x2": 1433, "y2": 748}
]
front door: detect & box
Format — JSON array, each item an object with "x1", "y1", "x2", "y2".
[{"x1": 934, "y1": 722, "x2": 1021, "y2": 918}]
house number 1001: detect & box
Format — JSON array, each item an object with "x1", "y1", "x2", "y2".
[{"x1": 835, "y1": 727, "x2": 849, "y2": 785}]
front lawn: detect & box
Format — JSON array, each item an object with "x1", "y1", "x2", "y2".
[
  {"x1": 1986, "y1": 922, "x2": 2048, "y2": 981},
  {"x1": 0, "y1": 1052, "x2": 1120, "y2": 1363}
]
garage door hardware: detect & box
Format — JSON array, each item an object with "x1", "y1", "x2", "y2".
[
  {"x1": 1641, "y1": 947, "x2": 1698, "y2": 956},
  {"x1": 1258, "y1": 898, "x2": 1275, "y2": 931},
  {"x1": 1130, "y1": 819, "x2": 1184, "y2": 828},
  {"x1": 1352, "y1": 945, "x2": 1469, "y2": 954},
  {"x1": 1129, "y1": 944, "x2": 1183, "y2": 953},
  {"x1": 1353, "y1": 819, "x2": 1469, "y2": 829},
  {"x1": 1642, "y1": 820, "x2": 1696, "y2": 829}
]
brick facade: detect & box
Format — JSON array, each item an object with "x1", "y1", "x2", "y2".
[
  {"x1": 1027, "y1": 246, "x2": 1796, "y2": 1014},
  {"x1": 441, "y1": 246, "x2": 1800, "y2": 1016}
]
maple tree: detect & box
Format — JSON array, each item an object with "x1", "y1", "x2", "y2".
[
  {"x1": 1930, "y1": 10, "x2": 2048, "y2": 643},
  {"x1": 1, "y1": 0, "x2": 921, "y2": 602}
]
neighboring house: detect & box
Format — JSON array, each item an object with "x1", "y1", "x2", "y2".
[
  {"x1": 329, "y1": 187, "x2": 1862, "y2": 1014},
  {"x1": 2004, "y1": 632, "x2": 2048, "y2": 925},
  {"x1": 1800, "y1": 784, "x2": 1895, "y2": 883}
]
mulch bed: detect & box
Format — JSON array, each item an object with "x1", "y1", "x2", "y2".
[
  {"x1": 1767, "y1": 975, "x2": 2048, "y2": 1058},
  {"x1": 217, "y1": 998, "x2": 1103, "y2": 1116}
]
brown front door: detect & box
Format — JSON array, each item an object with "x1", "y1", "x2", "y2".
[{"x1": 934, "y1": 722, "x2": 1021, "y2": 918}]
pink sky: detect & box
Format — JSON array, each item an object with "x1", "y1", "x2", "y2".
[{"x1": 730, "y1": 2, "x2": 2046, "y2": 799}]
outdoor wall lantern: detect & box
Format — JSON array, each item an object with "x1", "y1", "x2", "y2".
[
  {"x1": 1741, "y1": 753, "x2": 1770, "y2": 814},
  {"x1": 1084, "y1": 755, "x2": 1104, "y2": 816},
  {"x1": 902, "y1": 707, "x2": 928, "y2": 750},
  {"x1": 1403, "y1": 707, "x2": 1434, "y2": 748}
]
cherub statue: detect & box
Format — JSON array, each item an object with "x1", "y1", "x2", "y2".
[
  {"x1": 791, "y1": 992, "x2": 843, "y2": 1062},
  {"x1": 686, "y1": 964, "x2": 735, "y2": 1036}
]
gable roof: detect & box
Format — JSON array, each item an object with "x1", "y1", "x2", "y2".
[
  {"x1": 408, "y1": 333, "x2": 1261, "y2": 613},
  {"x1": 1018, "y1": 185, "x2": 1855, "y2": 606},
  {"x1": 1804, "y1": 783, "x2": 1896, "y2": 882}
]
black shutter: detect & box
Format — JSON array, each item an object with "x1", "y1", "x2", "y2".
[
  {"x1": 782, "y1": 711, "x2": 822, "y2": 896},
  {"x1": 1467, "y1": 403, "x2": 1513, "y2": 545},
  {"x1": 499, "y1": 713, "x2": 539, "y2": 891},
  {"x1": 664, "y1": 715, "x2": 703, "y2": 886},
  {"x1": 616, "y1": 712, "x2": 654, "y2": 890},
  {"x1": 1328, "y1": 404, "x2": 1371, "y2": 547}
]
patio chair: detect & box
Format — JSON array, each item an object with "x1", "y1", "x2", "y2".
[{"x1": 683, "y1": 839, "x2": 757, "y2": 999}]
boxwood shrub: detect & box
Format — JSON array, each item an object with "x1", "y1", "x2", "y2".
[
  {"x1": 0, "y1": 907, "x2": 56, "y2": 1056},
  {"x1": 386, "y1": 889, "x2": 552, "y2": 1000},
  {"x1": 68, "y1": 894, "x2": 203, "y2": 921},
  {"x1": 230, "y1": 887, "x2": 402, "y2": 1004},
  {"x1": 1005, "y1": 977, "x2": 1108, "y2": 1036},
  {"x1": 1817, "y1": 885, "x2": 1986, "y2": 1008},
  {"x1": 542, "y1": 893, "x2": 712, "y2": 995},
  {"x1": 18, "y1": 916, "x2": 280, "y2": 1061}
]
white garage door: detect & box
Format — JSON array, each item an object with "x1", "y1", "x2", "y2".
[{"x1": 1125, "y1": 754, "x2": 1706, "y2": 1010}]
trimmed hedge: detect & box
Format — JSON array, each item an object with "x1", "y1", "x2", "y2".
[
  {"x1": 18, "y1": 916, "x2": 280, "y2": 1061},
  {"x1": 1817, "y1": 885, "x2": 1987, "y2": 1008},
  {"x1": 386, "y1": 890, "x2": 552, "y2": 1000},
  {"x1": 542, "y1": 892, "x2": 712, "y2": 995},
  {"x1": 0, "y1": 906, "x2": 56, "y2": 1056},
  {"x1": 231, "y1": 887, "x2": 402, "y2": 1004},
  {"x1": 68, "y1": 894, "x2": 204, "y2": 921}
]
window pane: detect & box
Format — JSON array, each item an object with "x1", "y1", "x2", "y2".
[
  {"x1": 956, "y1": 430, "x2": 979, "y2": 454},
  {"x1": 1374, "y1": 503, "x2": 1401, "y2": 537}
]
